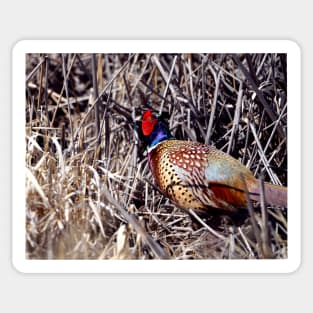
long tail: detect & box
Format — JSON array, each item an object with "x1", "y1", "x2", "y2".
[{"x1": 249, "y1": 182, "x2": 287, "y2": 207}]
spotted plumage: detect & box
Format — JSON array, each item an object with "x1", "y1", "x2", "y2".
[{"x1": 141, "y1": 110, "x2": 287, "y2": 212}]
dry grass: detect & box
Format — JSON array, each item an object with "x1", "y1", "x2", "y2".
[{"x1": 25, "y1": 53, "x2": 287, "y2": 260}]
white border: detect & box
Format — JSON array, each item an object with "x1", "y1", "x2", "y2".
[{"x1": 12, "y1": 40, "x2": 301, "y2": 273}]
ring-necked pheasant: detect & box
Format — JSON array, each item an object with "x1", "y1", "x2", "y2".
[{"x1": 141, "y1": 110, "x2": 287, "y2": 213}]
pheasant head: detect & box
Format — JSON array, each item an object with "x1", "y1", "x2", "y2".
[{"x1": 141, "y1": 110, "x2": 173, "y2": 151}]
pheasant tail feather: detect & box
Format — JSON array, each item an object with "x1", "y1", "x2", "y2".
[{"x1": 249, "y1": 182, "x2": 287, "y2": 207}]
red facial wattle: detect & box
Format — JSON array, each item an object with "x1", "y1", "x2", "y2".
[{"x1": 142, "y1": 110, "x2": 157, "y2": 136}]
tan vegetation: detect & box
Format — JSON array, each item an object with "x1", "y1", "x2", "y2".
[{"x1": 25, "y1": 53, "x2": 287, "y2": 259}]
